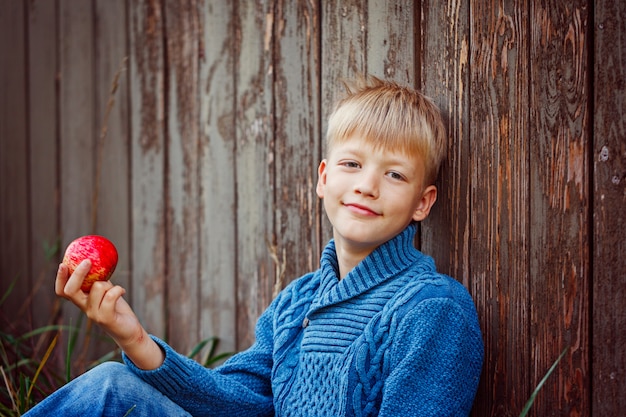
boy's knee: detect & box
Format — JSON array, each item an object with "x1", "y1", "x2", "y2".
[
  {"x1": 89, "y1": 361, "x2": 127, "y2": 376},
  {"x1": 79, "y1": 361, "x2": 133, "y2": 387}
]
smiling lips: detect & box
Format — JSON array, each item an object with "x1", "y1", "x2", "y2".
[{"x1": 344, "y1": 202, "x2": 380, "y2": 216}]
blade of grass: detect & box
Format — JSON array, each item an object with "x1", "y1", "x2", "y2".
[
  {"x1": 188, "y1": 338, "x2": 211, "y2": 359},
  {"x1": 204, "y1": 337, "x2": 218, "y2": 361},
  {"x1": 66, "y1": 316, "x2": 84, "y2": 382},
  {"x1": 203, "y1": 352, "x2": 233, "y2": 368},
  {"x1": 1, "y1": 366, "x2": 17, "y2": 412},
  {"x1": 123, "y1": 404, "x2": 137, "y2": 416},
  {"x1": 87, "y1": 348, "x2": 121, "y2": 370},
  {"x1": 27, "y1": 334, "x2": 58, "y2": 400},
  {"x1": 0, "y1": 277, "x2": 17, "y2": 308},
  {"x1": 18, "y1": 373, "x2": 30, "y2": 412},
  {"x1": 17, "y1": 325, "x2": 79, "y2": 343},
  {"x1": 519, "y1": 346, "x2": 568, "y2": 417},
  {"x1": 187, "y1": 337, "x2": 233, "y2": 368},
  {"x1": 43, "y1": 238, "x2": 61, "y2": 261},
  {"x1": 3, "y1": 358, "x2": 40, "y2": 373}
]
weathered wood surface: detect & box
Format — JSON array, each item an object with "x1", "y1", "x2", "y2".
[
  {"x1": 129, "y1": 0, "x2": 167, "y2": 341},
  {"x1": 197, "y1": 0, "x2": 238, "y2": 358},
  {"x1": 94, "y1": 0, "x2": 131, "y2": 302},
  {"x1": 592, "y1": 0, "x2": 626, "y2": 413},
  {"x1": 56, "y1": 0, "x2": 106, "y2": 366},
  {"x1": 274, "y1": 0, "x2": 322, "y2": 294},
  {"x1": 1, "y1": 1, "x2": 625, "y2": 415},
  {"x1": 234, "y1": 0, "x2": 277, "y2": 350},
  {"x1": 162, "y1": 0, "x2": 202, "y2": 355},
  {"x1": 474, "y1": 0, "x2": 532, "y2": 414},
  {"x1": 0, "y1": 0, "x2": 29, "y2": 330},
  {"x1": 420, "y1": 0, "x2": 471, "y2": 287},
  {"x1": 27, "y1": 0, "x2": 60, "y2": 333},
  {"x1": 529, "y1": 2, "x2": 590, "y2": 415}
]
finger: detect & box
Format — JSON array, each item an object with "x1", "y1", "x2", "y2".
[
  {"x1": 64, "y1": 259, "x2": 91, "y2": 294},
  {"x1": 87, "y1": 282, "x2": 126, "y2": 325},
  {"x1": 100, "y1": 285, "x2": 126, "y2": 312},
  {"x1": 87, "y1": 280, "x2": 115, "y2": 310},
  {"x1": 55, "y1": 263, "x2": 70, "y2": 296}
]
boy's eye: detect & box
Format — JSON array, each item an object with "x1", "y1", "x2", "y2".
[
  {"x1": 387, "y1": 171, "x2": 405, "y2": 181},
  {"x1": 342, "y1": 161, "x2": 360, "y2": 168}
]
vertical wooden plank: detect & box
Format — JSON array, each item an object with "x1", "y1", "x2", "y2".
[
  {"x1": 197, "y1": 0, "x2": 237, "y2": 355},
  {"x1": 94, "y1": 0, "x2": 130, "y2": 292},
  {"x1": 73, "y1": 0, "x2": 132, "y2": 361},
  {"x1": 273, "y1": 0, "x2": 322, "y2": 294},
  {"x1": 366, "y1": 0, "x2": 414, "y2": 84},
  {"x1": 467, "y1": 0, "x2": 531, "y2": 415},
  {"x1": 0, "y1": 0, "x2": 29, "y2": 329},
  {"x1": 163, "y1": 0, "x2": 201, "y2": 354},
  {"x1": 419, "y1": 0, "x2": 471, "y2": 286},
  {"x1": 57, "y1": 0, "x2": 97, "y2": 373},
  {"x1": 129, "y1": 0, "x2": 167, "y2": 338},
  {"x1": 320, "y1": 0, "x2": 367, "y2": 126},
  {"x1": 419, "y1": 0, "x2": 481, "y2": 412},
  {"x1": 529, "y1": 1, "x2": 590, "y2": 415},
  {"x1": 320, "y1": 0, "x2": 367, "y2": 241},
  {"x1": 234, "y1": 0, "x2": 276, "y2": 349},
  {"x1": 321, "y1": 0, "x2": 367, "y2": 96},
  {"x1": 59, "y1": 0, "x2": 95, "y2": 241},
  {"x1": 592, "y1": 0, "x2": 626, "y2": 413},
  {"x1": 27, "y1": 0, "x2": 60, "y2": 332}
]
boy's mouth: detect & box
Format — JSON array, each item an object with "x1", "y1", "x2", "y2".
[{"x1": 344, "y1": 202, "x2": 380, "y2": 217}]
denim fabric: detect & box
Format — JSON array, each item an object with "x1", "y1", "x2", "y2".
[{"x1": 23, "y1": 362, "x2": 191, "y2": 417}]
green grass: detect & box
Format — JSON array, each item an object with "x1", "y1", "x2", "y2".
[
  {"x1": 518, "y1": 346, "x2": 568, "y2": 417},
  {"x1": 0, "y1": 274, "x2": 121, "y2": 416}
]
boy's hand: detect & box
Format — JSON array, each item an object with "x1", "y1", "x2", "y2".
[{"x1": 55, "y1": 260, "x2": 165, "y2": 370}]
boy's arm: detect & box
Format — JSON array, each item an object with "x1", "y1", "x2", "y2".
[
  {"x1": 123, "y1": 299, "x2": 277, "y2": 417},
  {"x1": 379, "y1": 297, "x2": 484, "y2": 417},
  {"x1": 55, "y1": 260, "x2": 165, "y2": 369},
  {"x1": 58, "y1": 259, "x2": 277, "y2": 416}
]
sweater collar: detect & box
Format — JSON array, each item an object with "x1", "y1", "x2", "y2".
[{"x1": 312, "y1": 224, "x2": 428, "y2": 309}]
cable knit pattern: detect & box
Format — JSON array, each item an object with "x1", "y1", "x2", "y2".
[{"x1": 123, "y1": 224, "x2": 484, "y2": 416}]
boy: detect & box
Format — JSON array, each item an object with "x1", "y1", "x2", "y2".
[{"x1": 25, "y1": 76, "x2": 483, "y2": 416}]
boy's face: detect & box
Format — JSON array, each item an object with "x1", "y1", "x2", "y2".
[{"x1": 316, "y1": 135, "x2": 437, "y2": 257}]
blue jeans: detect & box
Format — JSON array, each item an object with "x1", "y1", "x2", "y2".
[{"x1": 24, "y1": 361, "x2": 191, "y2": 417}]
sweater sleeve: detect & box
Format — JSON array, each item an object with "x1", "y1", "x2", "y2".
[
  {"x1": 123, "y1": 301, "x2": 277, "y2": 417},
  {"x1": 378, "y1": 295, "x2": 484, "y2": 417}
]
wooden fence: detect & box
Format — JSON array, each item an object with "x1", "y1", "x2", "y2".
[{"x1": 1, "y1": 1, "x2": 624, "y2": 415}]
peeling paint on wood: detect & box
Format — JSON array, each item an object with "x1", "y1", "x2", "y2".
[{"x1": 130, "y1": 0, "x2": 167, "y2": 338}]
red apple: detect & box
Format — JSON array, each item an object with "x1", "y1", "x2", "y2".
[{"x1": 62, "y1": 235, "x2": 118, "y2": 292}]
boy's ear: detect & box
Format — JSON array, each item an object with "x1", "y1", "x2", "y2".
[
  {"x1": 412, "y1": 185, "x2": 438, "y2": 222},
  {"x1": 316, "y1": 160, "x2": 327, "y2": 198}
]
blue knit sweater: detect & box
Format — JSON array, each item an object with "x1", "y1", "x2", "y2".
[{"x1": 124, "y1": 225, "x2": 484, "y2": 416}]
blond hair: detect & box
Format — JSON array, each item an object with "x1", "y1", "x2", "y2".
[{"x1": 326, "y1": 75, "x2": 446, "y2": 186}]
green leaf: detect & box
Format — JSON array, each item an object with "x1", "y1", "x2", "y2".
[
  {"x1": 0, "y1": 277, "x2": 17, "y2": 308},
  {"x1": 187, "y1": 338, "x2": 212, "y2": 359},
  {"x1": 123, "y1": 404, "x2": 137, "y2": 416},
  {"x1": 27, "y1": 334, "x2": 58, "y2": 400},
  {"x1": 519, "y1": 346, "x2": 568, "y2": 417}
]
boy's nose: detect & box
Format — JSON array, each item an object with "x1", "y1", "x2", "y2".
[{"x1": 354, "y1": 171, "x2": 379, "y2": 198}]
